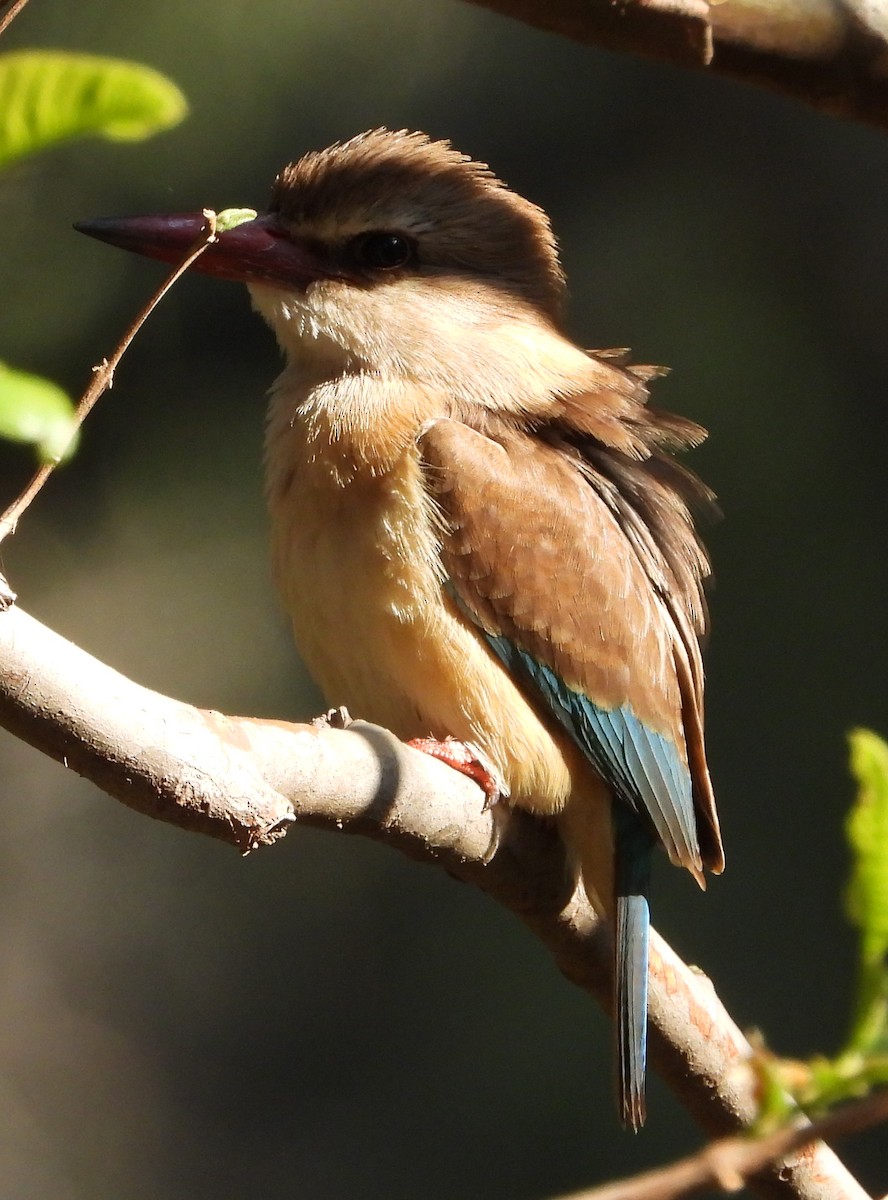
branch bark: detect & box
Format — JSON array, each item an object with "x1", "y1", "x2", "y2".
[
  {"x1": 552, "y1": 1089, "x2": 888, "y2": 1200},
  {"x1": 460, "y1": 0, "x2": 888, "y2": 130},
  {"x1": 0, "y1": 600, "x2": 873, "y2": 1200}
]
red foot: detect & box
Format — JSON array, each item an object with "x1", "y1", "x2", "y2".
[{"x1": 406, "y1": 736, "x2": 507, "y2": 807}]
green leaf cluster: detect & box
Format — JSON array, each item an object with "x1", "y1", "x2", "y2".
[
  {"x1": 754, "y1": 729, "x2": 888, "y2": 1128},
  {"x1": 1, "y1": 50, "x2": 187, "y2": 461}
]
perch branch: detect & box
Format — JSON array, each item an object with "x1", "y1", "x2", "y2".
[
  {"x1": 0, "y1": 600, "x2": 873, "y2": 1200},
  {"x1": 460, "y1": 0, "x2": 888, "y2": 130}
]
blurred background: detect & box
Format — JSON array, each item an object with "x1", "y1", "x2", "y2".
[{"x1": 1, "y1": 2, "x2": 886, "y2": 1196}]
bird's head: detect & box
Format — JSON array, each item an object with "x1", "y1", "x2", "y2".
[{"x1": 76, "y1": 130, "x2": 569, "y2": 381}]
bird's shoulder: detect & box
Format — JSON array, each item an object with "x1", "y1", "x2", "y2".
[{"x1": 423, "y1": 347, "x2": 715, "y2": 640}]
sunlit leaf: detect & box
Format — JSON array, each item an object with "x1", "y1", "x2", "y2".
[
  {"x1": 215, "y1": 207, "x2": 258, "y2": 233},
  {"x1": 846, "y1": 729, "x2": 888, "y2": 961},
  {"x1": 843, "y1": 729, "x2": 888, "y2": 1055},
  {"x1": 0, "y1": 51, "x2": 187, "y2": 169},
  {"x1": 0, "y1": 362, "x2": 78, "y2": 462}
]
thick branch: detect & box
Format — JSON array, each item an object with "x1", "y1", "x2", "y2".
[
  {"x1": 460, "y1": 0, "x2": 888, "y2": 130},
  {"x1": 0, "y1": 601, "x2": 871, "y2": 1200}
]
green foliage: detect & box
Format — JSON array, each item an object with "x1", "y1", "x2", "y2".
[
  {"x1": 0, "y1": 50, "x2": 187, "y2": 169},
  {"x1": 846, "y1": 731, "x2": 888, "y2": 976},
  {"x1": 754, "y1": 729, "x2": 888, "y2": 1127},
  {"x1": 843, "y1": 729, "x2": 888, "y2": 1060},
  {"x1": 0, "y1": 361, "x2": 77, "y2": 463},
  {"x1": 0, "y1": 50, "x2": 187, "y2": 466}
]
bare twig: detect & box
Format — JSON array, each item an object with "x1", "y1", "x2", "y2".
[
  {"x1": 550, "y1": 1088, "x2": 888, "y2": 1200},
  {"x1": 0, "y1": 601, "x2": 872, "y2": 1200},
  {"x1": 461, "y1": 0, "x2": 888, "y2": 130},
  {"x1": 0, "y1": 210, "x2": 220, "y2": 546},
  {"x1": 0, "y1": 0, "x2": 32, "y2": 38}
]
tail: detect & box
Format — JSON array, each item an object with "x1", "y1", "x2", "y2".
[{"x1": 614, "y1": 808, "x2": 653, "y2": 1131}]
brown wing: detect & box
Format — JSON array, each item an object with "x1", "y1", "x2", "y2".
[{"x1": 419, "y1": 411, "x2": 723, "y2": 874}]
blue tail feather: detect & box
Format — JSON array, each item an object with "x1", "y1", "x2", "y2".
[{"x1": 614, "y1": 811, "x2": 652, "y2": 1131}]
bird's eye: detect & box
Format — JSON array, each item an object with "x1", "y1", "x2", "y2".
[{"x1": 351, "y1": 231, "x2": 415, "y2": 270}]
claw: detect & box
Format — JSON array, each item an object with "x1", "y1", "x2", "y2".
[
  {"x1": 406, "y1": 735, "x2": 508, "y2": 806},
  {"x1": 406, "y1": 736, "x2": 509, "y2": 862},
  {"x1": 313, "y1": 706, "x2": 353, "y2": 730}
]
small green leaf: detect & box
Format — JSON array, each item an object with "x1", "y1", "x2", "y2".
[
  {"x1": 843, "y1": 729, "x2": 888, "y2": 1056},
  {"x1": 846, "y1": 729, "x2": 888, "y2": 962},
  {"x1": 0, "y1": 51, "x2": 187, "y2": 169},
  {"x1": 215, "y1": 208, "x2": 258, "y2": 233},
  {"x1": 0, "y1": 362, "x2": 78, "y2": 463}
]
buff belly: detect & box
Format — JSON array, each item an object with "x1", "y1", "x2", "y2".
[{"x1": 267, "y1": 438, "x2": 585, "y2": 816}]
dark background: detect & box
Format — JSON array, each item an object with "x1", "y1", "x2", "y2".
[{"x1": 1, "y1": 2, "x2": 886, "y2": 1197}]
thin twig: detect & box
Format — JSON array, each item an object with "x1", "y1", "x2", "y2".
[
  {"x1": 0, "y1": 210, "x2": 219, "y2": 546},
  {"x1": 550, "y1": 1088, "x2": 888, "y2": 1200},
  {"x1": 0, "y1": 0, "x2": 31, "y2": 38}
]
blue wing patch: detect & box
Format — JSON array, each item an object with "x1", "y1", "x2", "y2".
[{"x1": 484, "y1": 633, "x2": 702, "y2": 872}]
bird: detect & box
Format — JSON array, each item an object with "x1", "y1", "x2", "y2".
[{"x1": 76, "y1": 128, "x2": 724, "y2": 1129}]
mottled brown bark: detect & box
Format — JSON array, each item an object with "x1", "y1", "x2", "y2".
[{"x1": 461, "y1": 0, "x2": 888, "y2": 130}]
